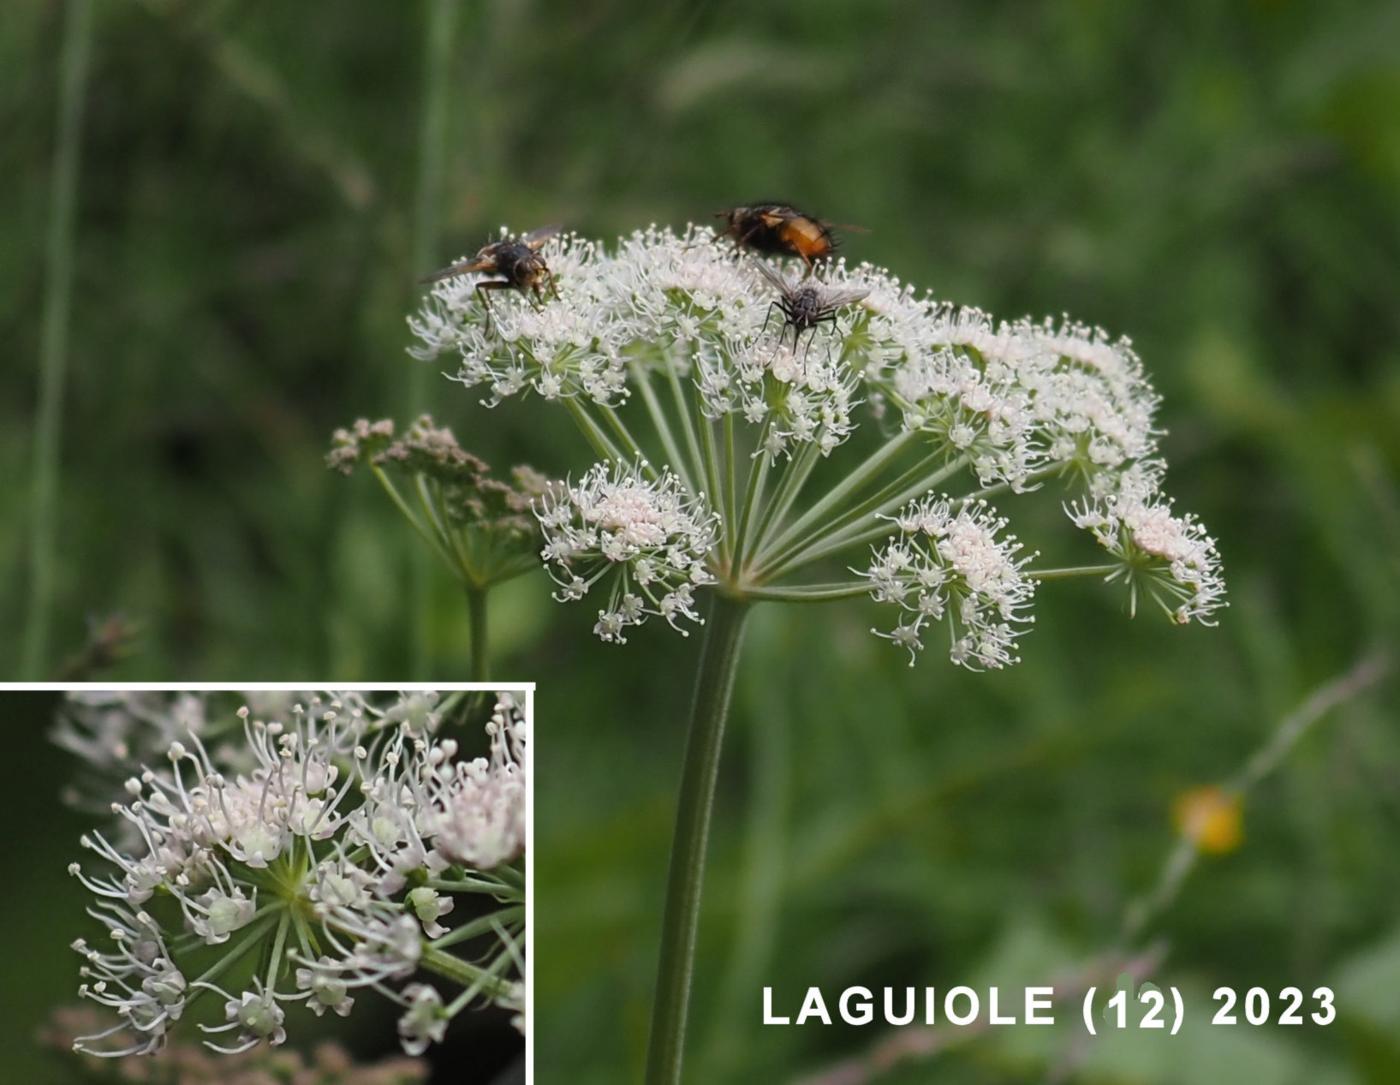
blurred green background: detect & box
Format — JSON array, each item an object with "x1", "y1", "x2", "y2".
[{"x1": 6, "y1": 0, "x2": 1400, "y2": 1082}]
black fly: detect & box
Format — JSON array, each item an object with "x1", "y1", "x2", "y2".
[
  {"x1": 753, "y1": 259, "x2": 869, "y2": 363},
  {"x1": 421, "y1": 225, "x2": 562, "y2": 325}
]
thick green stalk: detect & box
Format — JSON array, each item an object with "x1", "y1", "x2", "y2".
[
  {"x1": 23, "y1": 0, "x2": 94, "y2": 678},
  {"x1": 407, "y1": 0, "x2": 457, "y2": 677},
  {"x1": 645, "y1": 595, "x2": 752, "y2": 1085}
]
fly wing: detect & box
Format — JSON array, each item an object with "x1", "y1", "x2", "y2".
[
  {"x1": 820, "y1": 285, "x2": 871, "y2": 310},
  {"x1": 751, "y1": 258, "x2": 794, "y2": 295},
  {"x1": 418, "y1": 256, "x2": 493, "y2": 284},
  {"x1": 523, "y1": 224, "x2": 563, "y2": 249}
]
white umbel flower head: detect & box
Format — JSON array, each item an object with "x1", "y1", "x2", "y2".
[
  {"x1": 536, "y1": 460, "x2": 719, "y2": 642},
  {"x1": 1068, "y1": 465, "x2": 1226, "y2": 624},
  {"x1": 863, "y1": 495, "x2": 1037, "y2": 669},
  {"x1": 409, "y1": 230, "x2": 629, "y2": 406},
  {"x1": 407, "y1": 220, "x2": 1223, "y2": 662},
  {"x1": 65, "y1": 691, "x2": 527, "y2": 1060}
]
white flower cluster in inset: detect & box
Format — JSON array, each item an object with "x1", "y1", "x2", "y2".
[
  {"x1": 536, "y1": 460, "x2": 719, "y2": 642},
  {"x1": 863, "y1": 495, "x2": 1037, "y2": 669},
  {"x1": 1068, "y1": 463, "x2": 1226, "y2": 624},
  {"x1": 66, "y1": 692, "x2": 526, "y2": 1059},
  {"x1": 423, "y1": 692, "x2": 527, "y2": 870}
]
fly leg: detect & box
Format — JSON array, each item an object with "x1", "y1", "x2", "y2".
[
  {"x1": 759, "y1": 300, "x2": 784, "y2": 345},
  {"x1": 474, "y1": 279, "x2": 514, "y2": 331}
]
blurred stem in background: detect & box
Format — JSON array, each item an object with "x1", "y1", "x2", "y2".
[
  {"x1": 646, "y1": 595, "x2": 751, "y2": 1085},
  {"x1": 23, "y1": 0, "x2": 94, "y2": 679},
  {"x1": 407, "y1": 0, "x2": 459, "y2": 677},
  {"x1": 795, "y1": 649, "x2": 1393, "y2": 1085},
  {"x1": 468, "y1": 586, "x2": 489, "y2": 682},
  {"x1": 1118, "y1": 649, "x2": 1393, "y2": 947}
]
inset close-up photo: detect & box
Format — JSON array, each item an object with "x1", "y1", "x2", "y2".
[{"x1": 5, "y1": 687, "x2": 528, "y2": 1085}]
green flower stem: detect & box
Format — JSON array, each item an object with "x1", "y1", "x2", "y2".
[
  {"x1": 182, "y1": 913, "x2": 279, "y2": 1014},
  {"x1": 265, "y1": 910, "x2": 291, "y2": 985},
  {"x1": 744, "y1": 582, "x2": 869, "y2": 603},
  {"x1": 724, "y1": 412, "x2": 739, "y2": 558},
  {"x1": 429, "y1": 905, "x2": 525, "y2": 950},
  {"x1": 371, "y1": 468, "x2": 456, "y2": 570},
  {"x1": 748, "y1": 441, "x2": 822, "y2": 552},
  {"x1": 757, "y1": 456, "x2": 971, "y2": 580},
  {"x1": 416, "y1": 474, "x2": 458, "y2": 553},
  {"x1": 736, "y1": 454, "x2": 771, "y2": 562},
  {"x1": 427, "y1": 477, "x2": 480, "y2": 580},
  {"x1": 697, "y1": 410, "x2": 728, "y2": 564},
  {"x1": 730, "y1": 421, "x2": 772, "y2": 576},
  {"x1": 957, "y1": 461, "x2": 1064, "y2": 507},
  {"x1": 426, "y1": 874, "x2": 521, "y2": 897},
  {"x1": 1030, "y1": 564, "x2": 1119, "y2": 580},
  {"x1": 754, "y1": 444, "x2": 958, "y2": 575},
  {"x1": 23, "y1": 0, "x2": 94, "y2": 678},
  {"x1": 443, "y1": 948, "x2": 515, "y2": 1016},
  {"x1": 291, "y1": 905, "x2": 318, "y2": 961},
  {"x1": 795, "y1": 458, "x2": 1048, "y2": 568},
  {"x1": 421, "y1": 944, "x2": 515, "y2": 1001},
  {"x1": 665, "y1": 352, "x2": 708, "y2": 492},
  {"x1": 645, "y1": 594, "x2": 752, "y2": 1085},
  {"x1": 600, "y1": 402, "x2": 648, "y2": 462},
  {"x1": 632, "y1": 361, "x2": 696, "y2": 495},
  {"x1": 758, "y1": 430, "x2": 917, "y2": 559},
  {"x1": 169, "y1": 903, "x2": 280, "y2": 956},
  {"x1": 565, "y1": 398, "x2": 627, "y2": 465},
  {"x1": 467, "y1": 586, "x2": 489, "y2": 681}
]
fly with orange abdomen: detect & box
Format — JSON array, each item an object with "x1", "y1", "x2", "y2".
[{"x1": 716, "y1": 203, "x2": 843, "y2": 268}]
